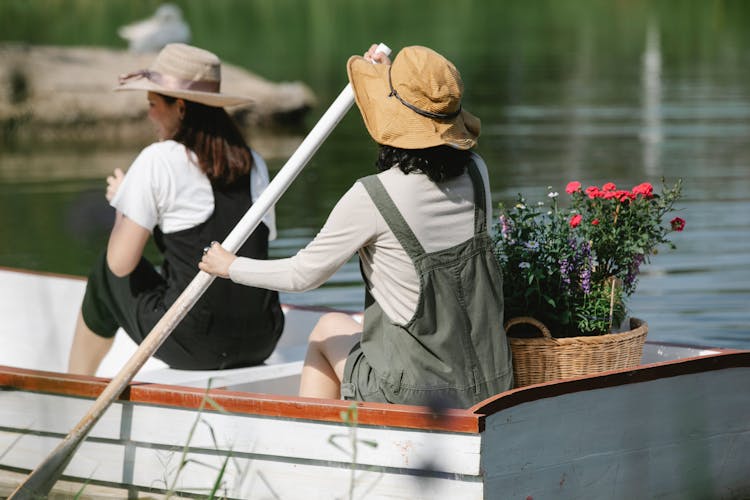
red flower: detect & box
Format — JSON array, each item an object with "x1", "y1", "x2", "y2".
[
  {"x1": 566, "y1": 181, "x2": 582, "y2": 194},
  {"x1": 670, "y1": 217, "x2": 686, "y2": 232},
  {"x1": 592, "y1": 219, "x2": 600, "y2": 225},
  {"x1": 602, "y1": 182, "x2": 617, "y2": 192},
  {"x1": 616, "y1": 190, "x2": 635, "y2": 202},
  {"x1": 585, "y1": 186, "x2": 601, "y2": 199},
  {"x1": 569, "y1": 214, "x2": 582, "y2": 228},
  {"x1": 632, "y1": 182, "x2": 654, "y2": 198}
]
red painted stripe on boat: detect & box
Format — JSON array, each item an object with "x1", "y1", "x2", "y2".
[
  {"x1": 129, "y1": 383, "x2": 481, "y2": 433},
  {"x1": 0, "y1": 365, "x2": 127, "y2": 399},
  {"x1": 0, "y1": 365, "x2": 481, "y2": 433}
]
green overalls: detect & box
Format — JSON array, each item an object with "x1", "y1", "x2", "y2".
[{"x1": 342, "y1": 162, "x2": 513, "y2": 409}]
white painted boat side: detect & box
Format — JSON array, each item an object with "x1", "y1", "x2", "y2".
[
  {"x1": 129, "y1": 403, "x2": 481, "y2": 474},
  {"x1": 0, "y1": 391, "x2": 483, "y2": 499},
  {"x1": 0, "y1": 435, "x2": 483, "y2": 499},
  {"x1": 480, "y1": 366, "x2": 750, "y2": 499},
  {"x1": 0, "y1": 391, "x2": 480, "y2": 474},
  {"x1": 128, "y1": 448, "x2": 483, "y2": 499},
  {"x1": 0, "y1": 391, "x2": 123, "y2": 440}
]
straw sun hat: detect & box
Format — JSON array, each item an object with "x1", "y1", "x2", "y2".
[
  {"x1": 347, "y1": 45, "x2": 481, "y2": 150},
  {"x1": 115, "y1": 43, "x2": 250, "y2": 107}
]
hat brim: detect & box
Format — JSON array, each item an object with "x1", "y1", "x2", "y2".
[
  {"x1": 346, "y1": 55, "x2": 480, "y2": 150},
  {"x1": 114, "y1": 79, "x2": 251, "y2": 108}
]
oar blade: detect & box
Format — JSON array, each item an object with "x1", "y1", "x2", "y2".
[{"x1": 8, "y1": 432, "x2": 84, "y2": 499}]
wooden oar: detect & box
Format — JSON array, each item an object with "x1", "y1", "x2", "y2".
[{"x1": 9, "y1": 42, "x2": 391, "y2": 499}]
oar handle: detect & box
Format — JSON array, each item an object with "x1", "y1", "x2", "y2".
[{"x1": 9, "y1": 42, "x2": 392, "y2": 500}]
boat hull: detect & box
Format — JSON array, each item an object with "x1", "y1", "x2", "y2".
[
  {"x1": 1, "y1": 267, "x2": 749, "y2": 498},
  {"x1": 2, "y1": 352, "x2": 749, "y2": 499}
]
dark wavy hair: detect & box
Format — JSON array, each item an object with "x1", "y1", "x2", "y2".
[
  {"x1": 161, "y1": 94, "x2": 252, "y2": 185},
  {"x1": 376, "y1": 145, "x2": 472, "y2": 182}
]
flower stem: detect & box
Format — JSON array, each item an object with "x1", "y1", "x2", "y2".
[{"x1": 608, "y1": 277, "x2": 617, "y2": 330}]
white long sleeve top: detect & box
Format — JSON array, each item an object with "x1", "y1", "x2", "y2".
[{"x1": 229, "y1": 154, "x2": 492, "y2": 324}]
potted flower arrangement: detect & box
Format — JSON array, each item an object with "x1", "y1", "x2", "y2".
[{"x1": 493, "y1": 179, "x2": 684, "y2": 386}]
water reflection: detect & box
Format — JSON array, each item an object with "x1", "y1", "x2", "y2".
[{"x1": 641, "y1": 21, "x2": 663, "y2": 173}]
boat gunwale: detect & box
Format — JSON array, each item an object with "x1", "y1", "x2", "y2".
[
  {"x1": 0, "y1": 365, "x2": 484, "y2": 433},
  {"x1": 3, "y1": 349, "x2": 749, "y2": 435}
]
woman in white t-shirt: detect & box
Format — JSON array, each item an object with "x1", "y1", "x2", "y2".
[{"x1": 68, "y1": 44, "x2": 284, "y2": 375}]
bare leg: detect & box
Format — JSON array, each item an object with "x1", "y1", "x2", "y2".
[
  {"x1": 299, "y1": 312, "x2": 361, "y2": 399},
  {"x1": 67, "y1": 311, "x2": 114, "y2": 376}
]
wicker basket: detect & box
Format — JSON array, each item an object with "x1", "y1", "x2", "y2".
[{"x1": 505, "y1": 316, "x2": 648, "y2": 387}]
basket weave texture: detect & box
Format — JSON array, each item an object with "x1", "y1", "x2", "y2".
[{"x1": 505, "y1": 317, "x2": 648, "y2": 388}]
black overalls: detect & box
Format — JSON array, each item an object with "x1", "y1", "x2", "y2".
[{"x1": 82, "y1": 173, "x2": 284, "y2": 370}]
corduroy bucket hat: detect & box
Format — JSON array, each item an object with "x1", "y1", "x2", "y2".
[
  {"x1": 346, "y1": 45, "x2": 480, "y2": 150},
  {"x1": 115, "y1": 43, "x2": 250, "y2": 107}
]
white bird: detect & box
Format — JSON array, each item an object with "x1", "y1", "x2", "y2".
[{"x1": 118, "y1": 3, "x2": 191, "y2": 53}]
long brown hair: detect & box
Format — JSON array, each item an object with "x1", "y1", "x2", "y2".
[{"x1": 162, "y1": 94, "x2": 253, "y2": 184}]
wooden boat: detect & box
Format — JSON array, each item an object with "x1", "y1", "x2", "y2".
[{"x1": 1, "y1": 266, "x2": 749, "y2": 499}]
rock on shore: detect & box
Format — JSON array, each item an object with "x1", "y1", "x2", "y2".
[{"x1": 0, "y1": 44, "x2": 316, "y2": 143}]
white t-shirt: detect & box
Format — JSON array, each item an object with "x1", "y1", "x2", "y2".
[
  {"x1": 110, "y1": 140, "x2": 276, "y2": 239},
  {"x1": 229, "y1": 153, "x2": 492, "y2": 323}
]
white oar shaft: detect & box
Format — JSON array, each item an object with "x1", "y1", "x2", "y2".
[
  {"x1": 226, "y1": 84, "x2": 354, "y2": 250},
  {"x1": 10, "y1": 42, "x2": 391, "y2": 499}
]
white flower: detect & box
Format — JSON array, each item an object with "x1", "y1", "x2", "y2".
[{"x1": 548, "y1": 191, "x2": 559, "y2": 198}]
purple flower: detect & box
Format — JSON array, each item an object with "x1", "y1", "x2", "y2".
[
  {"x1": 499, "y1": 215, "x2": 512, "y2": 239},
  {"x1": 581, "y1": 268, "x2": 592, "y2": 294},
  {"x1": 624, "y1": 253, "x2": 645, "y2": 291},
  {"x1": 559, "y1": 257, "x2": 572, "y2": 286},
  {"x1": 578, "y1": 241, "x2": 593, "y2": 294}
]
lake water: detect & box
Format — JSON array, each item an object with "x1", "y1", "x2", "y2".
[{"x1": 1, "y1": 1, "x2": 748, "y2": 349}]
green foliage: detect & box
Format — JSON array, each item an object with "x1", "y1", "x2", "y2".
[
  {"x1": 329, "y1": 403, "x2": 378, "y2": 500},
  {"x1": 166, "y1": 381, "x2": 235, "y2": 499},
  {"x1": 494, "y1": 179, "x2": 684, "y2": 337}
]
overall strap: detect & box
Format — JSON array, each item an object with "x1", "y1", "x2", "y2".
[
  {"x1": 466, "y1": 159, "x2": 487, "y2": 235},
  {"x1": 359, "y1": 175, "x2": 425, "y2": 261}
]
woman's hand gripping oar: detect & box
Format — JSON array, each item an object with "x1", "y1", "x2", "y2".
[{"x1": 8, "y1": 42, "x2": 391, "y2": 500}]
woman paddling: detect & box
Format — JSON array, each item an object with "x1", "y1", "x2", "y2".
[
  {"x1": 201, "y1": 45, "x2": 512, "y2": 408},
  {"x1": 68, "y1": 43, "x2": 284, "y2": 375}
]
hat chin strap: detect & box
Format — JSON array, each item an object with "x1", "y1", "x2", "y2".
[
  {"x1": 119, "y1": 69, "x2": 220, "y2": 93},
  {"x1": 387, "y1": 66, "x2": 462, "y2": 120}
]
